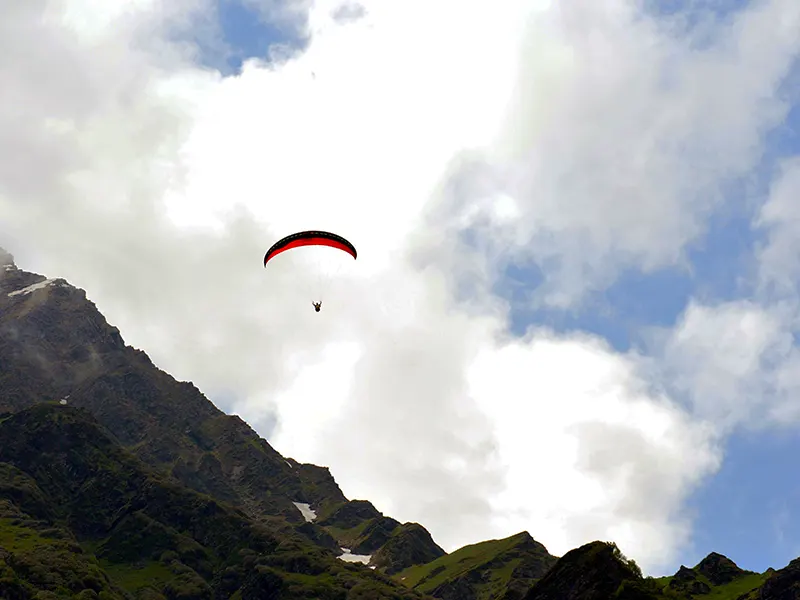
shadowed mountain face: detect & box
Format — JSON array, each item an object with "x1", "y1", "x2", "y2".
[
  {"x1": 0, "y1": 251, "x2": 342, "y2": 528},
  {"x1": 0, "y1": 251, "x2": 443, "y2": 583},
  {"x1": 2, "y1": 247, "x2": 800, "y2": 600},
  {"x1": 757, "y1": 558, "x2": 800, "y2": 600},
  {"x1": 522, "y1": 541, "x2": 656, "y2": 600},
  {"x1": 370, "y1": 523, "x2": 446, "y2": 576},
  {"x1": 0, "y1": 403, "x2": 433, "y2": 599}
]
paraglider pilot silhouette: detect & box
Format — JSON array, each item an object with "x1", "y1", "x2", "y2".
[{"x1": 263, "y1": 231, "x2": 357, "y2": 313}]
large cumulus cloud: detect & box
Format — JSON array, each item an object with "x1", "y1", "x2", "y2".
[{"x1": 2, "y1": 0, "x2": 800, "y2": 575}]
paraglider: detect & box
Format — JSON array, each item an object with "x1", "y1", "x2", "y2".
[
  {"x1": 264, "y1": 230, "x2": 357, "y2": 312},
  {"x1": 263, "y1": 230, "x2": 357, "y2": 264}
]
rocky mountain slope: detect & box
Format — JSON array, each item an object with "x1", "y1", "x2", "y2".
[
  {"x1": 0, "y1": 248, "x2": 435, "y2": 571},
  {"x1": 2, "y1": 246, "x2": 800, "y2": 600},
  {"x1": 520, "y1": 542, "x2": 785, "y2": 600},
  {"x1": 0, "y1": 402, "x2": 432, "y2": 599},
  {"x1": 652, "y1": 552, "x2": 769, "y2": 598}
]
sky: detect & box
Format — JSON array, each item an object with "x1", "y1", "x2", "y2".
[{"x1": 1, "y1": 0, "x2": 800, "y2": 577}]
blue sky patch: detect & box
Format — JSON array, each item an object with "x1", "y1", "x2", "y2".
[
  {"x1": 184, "y1": 0, "x2": 310, "y2": 75},
  {"x1": 217, "y1": 0, "x2": 309, "y2": 73},
  {"x1": 683, "y1": 428, "x2": 800, "y2": 573}
]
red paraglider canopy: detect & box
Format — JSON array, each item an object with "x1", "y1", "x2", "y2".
[{"x1": 263, "y1": 230, "x2": 357, "y2": 266}]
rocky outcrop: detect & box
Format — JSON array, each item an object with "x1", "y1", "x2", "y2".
[
  {"x1": 695, "y1": 552, "x2": 750, "y2": 586},
  {"x1": 524, "y1": 541, "x2": 659, "y2": 600},
  {"x1": 371, "y1": 522, "x2": 446, "y2": 574},
  {"x1": 758, "y1": 558, "x2": 800, "y2": 600},
  {"x1": 317, "y1": 499, "x2": 383, "y2": 530}
]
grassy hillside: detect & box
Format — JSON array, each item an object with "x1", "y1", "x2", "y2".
[
  {"x1": 396, "y1": 531, "x2": 556, "y2": 600},
  {"x1": 652, "y1": 570, "x2": 769, "y2": 599}
]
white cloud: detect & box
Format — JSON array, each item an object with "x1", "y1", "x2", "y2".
[
  {"x1": 642, "y1": 153, "x2": 800, "y2": 436},
  {"x1": 466, "y1": 329, "x2": 721, "y2": 571},
  {"x1": 757, "y1": 157, "x2": 800, "y2": 300},
  {"x1": 443, "y1": 0, "x2": 800, "y2": 308},
  {"x1": 2, "y1": 0, "x2": 799, "y2": 577},
  {"x1": 651, "y1": 300, "x2": 795, "y2": 428}
]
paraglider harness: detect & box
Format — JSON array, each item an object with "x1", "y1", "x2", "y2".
[{"x1": 312, "y1": 301, "x2": 322, "y2": 312}]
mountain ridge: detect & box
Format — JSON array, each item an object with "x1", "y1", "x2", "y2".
[
  {"x1": 1, "y1": 246, "x2": 799, "y2": 600},
  {"x1": 0, "y1": 250, "x2": 358, "y2": 533},
  {"x1": 0, "y1": 402, "x2": 434, "y2": 599}
]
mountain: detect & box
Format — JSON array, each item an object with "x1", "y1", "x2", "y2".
[
  {"x1": 522, "y1": 543, "x2": 785, "y2": 600},
  {"x1": 0, "y1": 249, "x2": 341, "y2": 524},
  {"x1": 318, "y1": 500, "x2": 401, "y2": 554},
  {"x1": 521, "y1": 541, "x2": 660, "y2": 600},
  {"x1": 753, "y1": 558, "x2": 800, "y2": 600},
  {"x1": 0, "y1": 248, "x2": 439, "y2": 572},
  {"x1": 2, "y1": 246, "x2": 800, "y2": 600},
  {"x1": 656, "y1": 552, "x2": 772, "y2": 600},
  {"x1": 695, "y1": 552, "x2": 755, "y2": 585},
  {"x1": 395, "y1": 531, "x2": 557, "y2": 600},
  {"x1": 370, "y1": 523, "x2": 446, "y2": 575},
  {"x1": 0, "y1": 402, "x2": 432, "y2": 599},
  {"x1": 650, "y1": 552, "x2": 768, "y2": 598}
]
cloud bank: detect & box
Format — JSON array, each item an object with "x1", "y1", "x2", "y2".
[{"x1": 2, "y1": 0, "x2": 800, "y2": 574}]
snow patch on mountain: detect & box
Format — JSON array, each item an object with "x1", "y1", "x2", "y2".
[
  {"x1": 292, "y1": 501, "x2": 317, "y2": 522},
  {"x1": 338, "y1": 547, "x2": 372, "y2": 565},
  {"x1": 7, "y1": 278, "x2": 69, "y2": 297}
]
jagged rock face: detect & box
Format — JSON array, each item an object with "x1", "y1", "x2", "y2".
[
  {"x1": 313, "y1": 498, "x2": 438, "y2": 559},
  {"x1": 502, "y1": 534, "x2": 560, "y2": 599},
  {"x1": 0, "y1": 404, "x2": 430, "y2": 600},
  {"x1": 0, "y1": 252, "x2": 447, "y2": 576},
  {"x1": 0, "y1": 266, "x2": 124, "y2": 413},
  {"x1": 371, "y1": 523, "x2": 446, "y2": 575},
  {"x1": 0, "y1": 257, "x2": 350, "y2": 544},
  {"x1": 353, "y1": 515, "x2": 402, "y2": 554},
  {"x1": 695, "y1": 551, "x2": 748, "y2": 585},
  {"x1": 759, "y1": 558, "x2": 800, "y2": 600},
  {"x1": 317, "y1": 499, "x2": 383, "y2": 529},
  {"x1": 293, "y1": 462, "x2": 349, "y2": 516}
]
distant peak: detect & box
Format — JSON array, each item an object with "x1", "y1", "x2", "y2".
[
  {"x1": 697, "y1": 551, "x2": 737, "y2": 568},
  {"x1": 696, "y1": 551, "x2": 748, "y2": 585}
]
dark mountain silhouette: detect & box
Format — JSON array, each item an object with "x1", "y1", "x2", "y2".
[
  {"x1": 0, "y1": 403, "x2": 431, "y2": 599},
  {"x1": 1, "y1": 246, "x2": 799, "y2": 599},
  {"x1": 0, "y1": 249, "x2": 435, "y2": 564}
]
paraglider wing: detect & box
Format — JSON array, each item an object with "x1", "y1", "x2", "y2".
[{"x1": 263, "y1": 230, "x2": 357, "y2": 266}]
